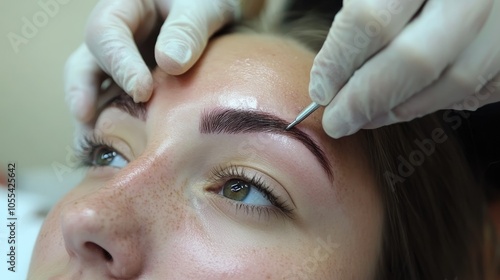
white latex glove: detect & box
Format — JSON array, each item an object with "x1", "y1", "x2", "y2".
[
  {"x1": 65, "y1": 0, "x2": 242, "y2": 123},
  {"x1": 310, "y1": 0, "x2": 500, "y2": 139}
]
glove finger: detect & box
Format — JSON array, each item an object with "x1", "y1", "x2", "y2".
[
  {"x1": 448, "y1": 72, "x2": 500, "y2": 111},
  {"x1": 322, "y1": 0, "x2": 491, "y2": 138},
  {"x1": 364, "y1": 71, "x2": 500, "y2": 130},
  {"x1": 362, "y1": 76, "x2": 475, "y2": 130},
  {"x1": 309, "y1": 0, "x2": 424, "y2": 105},
  {"x1": 64, "y1": 44, "x2": 104, "y2": 123},
  {"x1": 155, "y1": 0, "x2": 239, "y2": 75},
  {"x1": 366, "y1": 1, "x2": 500, "y2": 129},
  {"x1": 411, "y1": 0, "x2": 500, "y2": 113},
  {"x1": 85, "y1": 0, "x2": 158, "y2": 102}
]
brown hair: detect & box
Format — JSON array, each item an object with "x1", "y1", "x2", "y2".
[
  {"x1": 228, "y1": 2, "x2": 496, "y2": 278},
  {"x1": 362, "y1": 115, "x2": 486, "y2": 279}
]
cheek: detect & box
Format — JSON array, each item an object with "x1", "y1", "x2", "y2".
[{"x1": 148, "y1": 231, "x2": 319, "y2": 279}]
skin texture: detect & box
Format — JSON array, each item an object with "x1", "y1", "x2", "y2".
[{"x1": 29, "y1": 34, "x2": 383, "y2": 279}]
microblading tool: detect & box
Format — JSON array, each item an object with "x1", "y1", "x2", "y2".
[{"x1": 285, "y1": 102, "x2": 321, "y2": 130}]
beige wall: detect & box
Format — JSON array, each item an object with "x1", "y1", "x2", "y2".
[{"x1": 0, "y1": 0, "x2": 99, "y2": 169}]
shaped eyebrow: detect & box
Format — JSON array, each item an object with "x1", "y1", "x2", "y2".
[
  {"x1": 200, "y1": 108, "x2": 333, "y2": 181},
  {"x1": 99, "y1": 92, "x2": 148, "y2": 121}
]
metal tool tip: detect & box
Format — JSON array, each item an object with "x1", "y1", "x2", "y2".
[
  {"x1": 285, "y1": 121, "x2": 297, "y2": 131},
  {"x1": 285, "y1": 102, "x2": 321, "y2": 131}
]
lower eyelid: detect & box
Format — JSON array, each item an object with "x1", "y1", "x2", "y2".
[
  {"x1": 85, "y1": 165, "x2": 122, "y2": 179},
  {"x1": 206, "y1": 192, "x2": 289, "y2": 225}
]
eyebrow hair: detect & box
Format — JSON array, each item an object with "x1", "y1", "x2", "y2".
[
  {"x1": 100, "y1": 92, "x2": 147, "y2": 121},
  {"x1": 200, "y1": 108, "x2": 333, "y2": 181}
]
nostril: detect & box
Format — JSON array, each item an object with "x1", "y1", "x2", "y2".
[
  {"x1": 103, "y1": 249, "x2": 112, "y2": 261},
  {"x1": 84, "y1": 242, "x2": 113, "y2": 262}
]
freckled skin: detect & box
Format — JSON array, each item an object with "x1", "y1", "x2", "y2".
[{"x1": 28, "y1": 34, "x2": 383, "y2": 279}]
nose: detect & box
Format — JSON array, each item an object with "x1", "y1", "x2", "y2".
[{"x1": 61, "y1": 195, "x2": 144, "y2": 278}]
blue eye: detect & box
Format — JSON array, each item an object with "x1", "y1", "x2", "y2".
[
  {"x1": 220, "y1": 179, "x2": 272, "y2": 206},
  {"x1": 92, "y1": 147, "x2": 127, "y2": 168}
]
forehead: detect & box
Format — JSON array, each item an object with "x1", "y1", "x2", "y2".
[
  {"x1": 204, "y1": 33, "x2": 316, "y2": 85},
  {"x1": 150, "y1": 33, "x2": 319, "y2": 122}
]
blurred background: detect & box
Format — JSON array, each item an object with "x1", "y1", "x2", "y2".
[
  {"x1": 0, "y1": 0, "x2": 99, "y2": 278},
  {"x1": 1, "y1": 0, "x2": 99, "y2": 169}
]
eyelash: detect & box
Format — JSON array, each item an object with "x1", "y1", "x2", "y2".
[
  {"x1": 75, "y1": 135, "x2": 295, "y2": 220},
  {"x1": 210, "y1": 165, "x2": 295, "y2": 219},
  {"x1": 75, "y1": 134, "x2": 120, "y2": 168}
]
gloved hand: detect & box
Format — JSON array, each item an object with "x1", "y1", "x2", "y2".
[
  {"x1": 65, "y1": 0, "x2": 247, "y2": 123},
  {"x1": 310, "y1": 0, "x2": 500, "y2": 139}
]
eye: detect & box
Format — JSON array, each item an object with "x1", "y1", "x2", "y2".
[
  {"x1": 92, "y1": 147, "x2": 128, "y2": 168},
  {"x1": 208, "y1": 165, "x2": 295, "y2": 219},
  {"x1": 220, "y1": 179, "x2": 272, "y2": 206}
]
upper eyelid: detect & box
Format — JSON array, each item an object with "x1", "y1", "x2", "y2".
[
  {"x1": 210, "y1": 164, "x2": 296, "y2": 212},
  {"x1": 199, "y1": 108, "x2": 333, "y2": 182},
  {"x1": 75, "y1": 134, "x2": 133, "y2": 168}
]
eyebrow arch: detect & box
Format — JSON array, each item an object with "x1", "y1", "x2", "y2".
[
  {"x1": 200, "y1": 108, "x2": 333, "y2": 181},
  {"x1": 99, "y1": 92, "x2": 148, "y2": 121}
]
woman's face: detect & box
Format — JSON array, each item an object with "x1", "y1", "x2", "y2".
[{"x1": 29, "y1": 34, "x2": 383, "y2": 279}]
